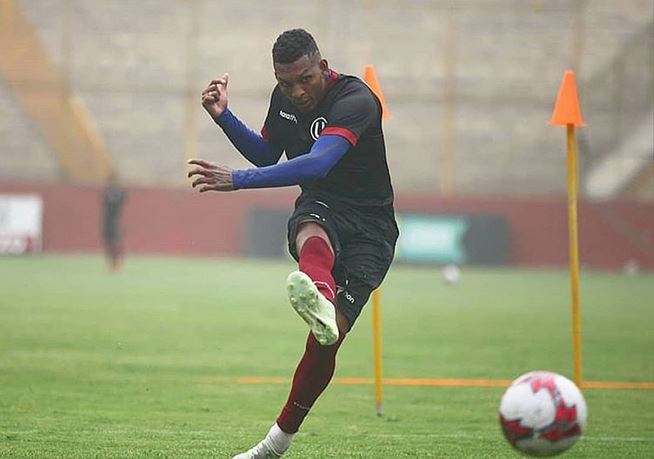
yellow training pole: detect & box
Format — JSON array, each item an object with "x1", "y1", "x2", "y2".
[
  {"x1": 549, "y1": 70, "x2": 585, "y2": 388},
  {"x1": 371, "y1": 289, "x2": 384, "y2": 416},
  {"x1": 362, "y1": 65, "x2": 390, "y2": 415},
  {"x1": 566, "y1": 125, "x2": 583, "y2": 387}
]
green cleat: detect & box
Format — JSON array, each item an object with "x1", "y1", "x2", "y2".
[{"x1": 286, "y1": 271, "x2": 339, "y2": 346}]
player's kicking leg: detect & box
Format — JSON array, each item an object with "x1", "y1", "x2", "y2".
[{"x1": 231, "y1": 228, "x2": 341, "y2": 458}]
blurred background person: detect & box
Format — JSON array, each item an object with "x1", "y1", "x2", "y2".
[{"x1": 101, "y1": 171, "x2": 126, "y2": 272}]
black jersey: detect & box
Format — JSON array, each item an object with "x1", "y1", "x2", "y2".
[
  {"x1": 262, "y1": 73, "x2": 394, "y2": 206},
  {"x1": 102, "y1": 185, "x2": 125, "y2": 241}
]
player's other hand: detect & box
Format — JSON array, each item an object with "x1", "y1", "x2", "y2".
[
  {"x1": 201, "y1": 73, "x2": 229, "y2": 120},
  {"x1": 187, "y1": 159, "x2": 234, "y2": 192}
]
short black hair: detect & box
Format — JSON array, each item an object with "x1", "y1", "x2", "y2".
[{"x1": 272, "y1": 29, "x2": 320, "y2": 64}]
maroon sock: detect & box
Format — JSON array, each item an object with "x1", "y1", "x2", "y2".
[
  {"x1": 297, "y1": 236, "x2": 336, "y2": 302},
  {"x1": 276, "y1": 236, "x2": 342, "y2": 433},
  {"x1": 276, "y1": 331, "x2": 345, "y2": 433}
]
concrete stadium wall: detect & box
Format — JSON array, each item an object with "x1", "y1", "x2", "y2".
[
  {"x1": 1, "y1": 182, "x2": 653, "y2": 270},
  {"x1": 2, "y1": 0, "x2": 652, "y2": 196}
]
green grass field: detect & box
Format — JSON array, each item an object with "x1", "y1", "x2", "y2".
[{"x1": 1, "y1": 255, "x2": 653, "y2": 458}]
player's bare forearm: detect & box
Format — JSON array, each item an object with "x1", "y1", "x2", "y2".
[{"x1": 187, "y1": 159, "x2": 234, "y2": 192}]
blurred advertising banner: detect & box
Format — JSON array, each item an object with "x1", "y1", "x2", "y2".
[
  {"x1": 0, "y1": 194, "x2": 43, "y2": 254},
  {"x1": 244, "y1": 208, "x2": 509, "y2": 266},
  {"x1": 244, "y1": 208, "x2": 291, "y2": 259},
  {"x1": 395, "y1": 214, "x2": 510, "y2": 265}
]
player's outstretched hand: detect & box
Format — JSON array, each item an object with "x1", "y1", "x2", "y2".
[
  {"x1": 201, "y1": 73, "x2": 229, "y2": 120},
  {"x1": 187, "y1": 159, "x2": 234, "y2": 192}
]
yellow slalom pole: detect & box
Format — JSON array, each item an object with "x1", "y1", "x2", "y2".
[
  {"x1": 371, "y1": 289, "x2": 384, "y2": 416},
  {"x1": 549, "y1": 69, "x2": 585, "y2": 388},
  {"x1": 566, "y1": 125, "x2": 583, "y2": 387}
]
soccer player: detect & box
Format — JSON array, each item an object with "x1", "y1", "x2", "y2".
[
  {"x1": 188, "y1": 29, "x2": 398, "y2": 459},
  {"x1": 101, "y1": 171, "x2": 126, "y2": 272}
]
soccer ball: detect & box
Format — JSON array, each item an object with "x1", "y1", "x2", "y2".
[
  {"x1": 442, "y1": 264, "x2": 461, "y2": 284},
  {"x1": 499, "y1": 371, "x2": 587, "y2": 457}
]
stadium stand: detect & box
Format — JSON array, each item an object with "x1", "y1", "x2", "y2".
[{"x1": 1, "y1": 0, "x2": 652, "y2": 197}]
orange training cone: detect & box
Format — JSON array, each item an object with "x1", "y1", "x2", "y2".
[
  {"x1": 363, "y1": 64, "x2": 392, "y2": 120},
  {"x1": 549, "y1": 70, "x2": 585, "y2": 127}
]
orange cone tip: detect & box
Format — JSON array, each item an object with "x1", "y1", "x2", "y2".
[
  {"x1": 549, "y1": 70, "x2": 585, "y2": 127},
  {"x1": 363, "y1": 64, "x2": 392, "y2": 120}
]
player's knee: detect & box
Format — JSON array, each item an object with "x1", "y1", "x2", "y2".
[{"x1": 296, "y1": 222, "x2": 332, "y2": 253}]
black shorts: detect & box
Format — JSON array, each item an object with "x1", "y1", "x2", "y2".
[{"x1": 287, "y1": 193, "x2": 399, "y2": 328}]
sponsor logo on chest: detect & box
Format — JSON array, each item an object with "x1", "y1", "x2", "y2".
[{"x1": 279, "y1": 110, "x2": 297, "y2": 123}]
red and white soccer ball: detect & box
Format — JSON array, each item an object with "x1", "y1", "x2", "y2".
[{"x1": 499, "y1": 371, "x2": 587, "y2": 457}]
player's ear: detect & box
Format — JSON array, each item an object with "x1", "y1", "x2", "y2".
[{"x1": 319, "y1": 59, "x2": 329, "y2": 74}]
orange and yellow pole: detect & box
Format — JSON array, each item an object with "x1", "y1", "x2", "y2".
[
  {"x1": 363, "y1": 65, "x2": 390, "y2": 415},
  {"x1": 549, "y1": 70, "x2": 585, "y2": 387}
]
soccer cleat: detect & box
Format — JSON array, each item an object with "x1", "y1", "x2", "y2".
[
  {"x1": 231, "y1": 438, "x2": 284, "y2": 459},
  {"x1": 286, "y1": 271, "x2": 339, "y2": 346}
]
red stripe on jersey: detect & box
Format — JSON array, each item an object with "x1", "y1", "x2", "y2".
[
  {"x1": 322, "y1": 127, "x2": 357, "y2": 146},
  {"x1": 261, "y1": 126, "x2": 270, "y2": 140},
  {"x1": 325, "y1": 69, "x2": 340, "y2": 92}
]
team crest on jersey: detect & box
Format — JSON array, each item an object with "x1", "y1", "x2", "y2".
[{"x1": 310, "y1": 117, "x2": 328, "y2": 140}]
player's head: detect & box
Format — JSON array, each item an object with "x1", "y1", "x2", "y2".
[{"x1": 272, "y1": 29, "x2": 330, "y2": 113}]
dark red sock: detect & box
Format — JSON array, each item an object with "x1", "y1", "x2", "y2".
[
  {"x1": 276, "y1": 236, "x2": 342, "y2": 433},
  {"x1": 297, "y1": 236, "x2": 336, "y2": 302},
  {"x1": 276, "y1": 331, "x2": 345, "y2": 433}
]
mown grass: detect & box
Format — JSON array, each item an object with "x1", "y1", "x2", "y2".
[{"x1": 1, "y1": 255, "x2": 652, "y2": 457}]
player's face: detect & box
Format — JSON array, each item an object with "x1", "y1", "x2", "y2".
[{"x1": 274, "y1": 54, "x2": 329, "y2": 113}]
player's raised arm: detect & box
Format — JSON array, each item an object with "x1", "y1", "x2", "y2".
[
  {"x1": 187, "y1": 159, "x2": 234, "y2": 192},
  {"x1": 187, "y1": 134, "x2": 350, "y2": 193},
  {"x1": 231, "y1": 134, "x2": 350, "y2": 189},
  {"x1": 201, "y1": 73, "x2": 230, "y2": 119},
  {"x1": 201, "y1": 74, "x2": 283, "y2": 167}
]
